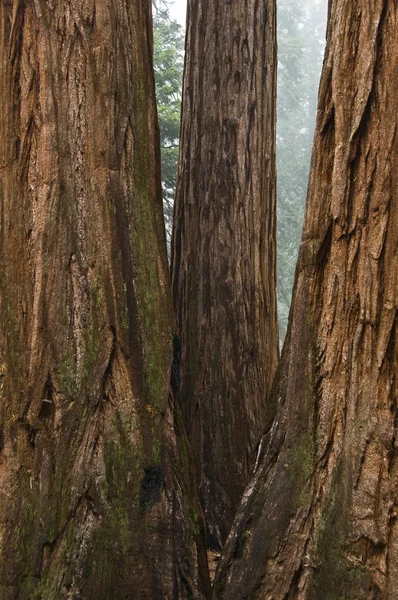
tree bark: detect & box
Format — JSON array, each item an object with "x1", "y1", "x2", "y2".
[
  {"x1": 214, "y1": 0, "x2": 398, "y2": 597},
  {"x1": 0, "y1": 1, "x2": 210, "y2": 598},
  {"x1": 171, "y1": 0, "x2": 279, "y2": 549}
]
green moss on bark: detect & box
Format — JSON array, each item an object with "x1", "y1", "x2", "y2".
[{"x1": 309, "y1": 465, "x2": 373, "y2": 600}]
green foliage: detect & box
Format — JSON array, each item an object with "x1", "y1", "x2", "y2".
[
  {"x1": 153, "y1": 4, "x2": 184, "y2": 246},
  {"x1": 277, "y1": 0, "x2": 327, "y2": 342}
]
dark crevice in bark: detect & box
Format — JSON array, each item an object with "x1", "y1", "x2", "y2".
[
  {"x1": 284, "y1": 563, "x2": 305, "y2": 600},
  {"x1": 171, "y1": 334, "x2": 182, "y2": 409},
  {"x1": 38, "y1": 375, "x2": 54, "y2": 420},
  {"x1": 139, "y1": 464, "x2": 163, "y2": 511}
]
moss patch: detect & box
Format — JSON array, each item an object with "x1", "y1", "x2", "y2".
[{"x1": 308, "y1": 465, "x2": 373, "y2": 600}]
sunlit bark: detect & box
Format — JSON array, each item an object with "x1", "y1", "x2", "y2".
[{"x1": 214, "y1": 1, "x2": 398, "y2": 597}]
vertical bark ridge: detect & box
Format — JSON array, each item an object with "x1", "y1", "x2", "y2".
[{"x1": 171, "y1": 0, "x2": 278, "y2": 549}]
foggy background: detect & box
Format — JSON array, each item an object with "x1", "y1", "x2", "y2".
[{"x1": 168, "y1": 0, "x2": 186, "y2": 24}]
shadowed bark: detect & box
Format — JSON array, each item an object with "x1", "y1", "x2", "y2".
[
  {"x1": 171, "y1": 0, "x2": 279, "y2": 549},
  {"x1": 214, "y1": 0, "x2": 398, "y2": 597},
  {"x1": 0, "y1": 1, "x2": 210, "y2": 598}
]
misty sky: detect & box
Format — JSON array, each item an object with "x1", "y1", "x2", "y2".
[{"x1": 169, "y1": 0, "x2": 187, "y2": 25}]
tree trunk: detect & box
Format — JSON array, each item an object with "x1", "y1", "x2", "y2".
[
  {"x1": 214, "y1": 0, "x2": 398, "y2": 597},
  {"x1": 0, "y1": 1, "x2": 210, "y2": 598},
  {"x1": 171, "y1": 0, "x2": 279, "y2": 549}
]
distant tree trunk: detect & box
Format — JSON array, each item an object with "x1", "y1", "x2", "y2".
[
  {"x1": 214, "y1": 0, "x2": 398, "y2": 598},
  {"x1": 171, "y1": 0, "x2": 279, "y2": 549},
  {"x1": 0, "y1": 2, "x2": 210, "y2": 598}
]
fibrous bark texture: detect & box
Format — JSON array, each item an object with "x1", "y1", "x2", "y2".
[
  {"x1": 0, "y1": 2, "x2": 210, "y2": 598},
  {"x1": 171, "y1": 0, "x2": 278, "y2": 549},
  {"x1": 214, "y1": 0, "x2": 398, "y2": 597}
]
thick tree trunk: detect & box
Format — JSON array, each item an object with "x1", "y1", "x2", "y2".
[
  {"x1": 171, "y1": 0, "x2": 279, "y2": 549},
  {"x1": 214, "y1": 0, "x2": 398, "y2": 597},
  {"x1": 0, "y1": 2, "x2": 210, "y2": 598}
]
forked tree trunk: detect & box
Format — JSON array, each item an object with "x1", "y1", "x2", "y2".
[
  {"x1": 171, "y1": 0, "x2": 279, "y2": 549},
  {"x1": 0, "y1": 2, "x2": 210, "y2": 598},
  {"x1": 214, "y1": 0, "x2": 398, "y2": 597}
]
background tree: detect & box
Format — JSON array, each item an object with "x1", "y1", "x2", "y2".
[
  {"x1": 214, "y1": 0, "x2": 398, "y2": 597},
  {"x1": 153, "y1": 4, "x2": 184, "y2": 247},
  {"x1": 152, "y1": 0, "x2": 327, "y2": 335},
  {"x1": 0, "y1": 1, "x2": 210, "y2": 598},
  {"x1": 276, "y1": 0, "x2": 327, "y2": 340},
  {"x1": 152, "y1": 0, "x2": 327, "y2": 338},
  {"x1": 171, "y1": 0, "x2": 279, "y2": 549}
]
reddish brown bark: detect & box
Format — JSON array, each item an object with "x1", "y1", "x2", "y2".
[
  {"x1": 0, "y1": 1, "x2": 210, "y2": 598},
  {"x1": 214, "y1": 0, "x2": 398, "y2": 597},
  {"x1": 171, "y1": 0, "x2": 279, "y2": 549}
]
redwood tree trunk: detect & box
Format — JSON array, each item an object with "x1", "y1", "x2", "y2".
[
  {"x1": 171, "y1": 0, "x2": 279, "y2": 549},
  {"x1": 214, "y1": 1, "x2": 398, "y2": 598},
  {"x1": 0, "y1": 2, "x2": 210, "y2": 598}
]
